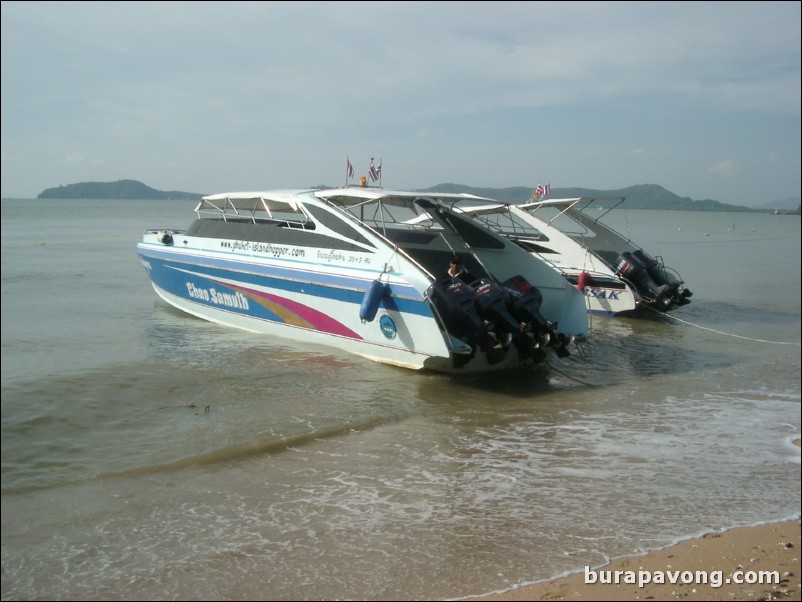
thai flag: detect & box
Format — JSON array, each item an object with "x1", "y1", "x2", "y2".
[
  {"x1": 376, "y1": 160, "x2": 382, "y2": 180},
  {"x1": 545, "y1": 182, "x2": 551, "y2": 195},
  {"x1": 346, "y1": 158, "x2": 355, "y2": 179},
  {"x1": 369, "y1": 160, "x2": 379, "y2": 182}
]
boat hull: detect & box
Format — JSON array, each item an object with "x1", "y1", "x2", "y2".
[
  {"x1": 560, "y1": 270, "x2": 639, "y2": 316},
  {"x1": 136, "y1": 188, "x2": 591, "y2": 373},
  {"x1": 137, "y1": 243, "x2": 540, "y2": 373}
]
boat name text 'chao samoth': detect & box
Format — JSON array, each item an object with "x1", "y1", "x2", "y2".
[
  {"x1": 584, "y1": 288, "x2": 621, "y2": 300},
  {"x1": 186, "y1": 282, "x2": 250, "y2": 310}
]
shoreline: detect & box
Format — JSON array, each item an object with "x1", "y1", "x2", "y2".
[
  {"x1": 464, "y1": 437, "x2": 801, "y2": 601},
  {"x1": 466, "y1": 518, "x2": 800, "y2": 601}
]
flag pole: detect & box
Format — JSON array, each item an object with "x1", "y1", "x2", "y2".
[{"x1": 346, "y1": 156, "x2": 355, "y2": 187}]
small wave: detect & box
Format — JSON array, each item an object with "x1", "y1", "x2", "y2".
[{"x1": 95, "y1": 415, "x2": 387, "y2": 479}]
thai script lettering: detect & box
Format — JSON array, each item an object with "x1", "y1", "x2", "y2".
[{"x1": 318, "y1": 250, "x2": 347, "y2": 262}]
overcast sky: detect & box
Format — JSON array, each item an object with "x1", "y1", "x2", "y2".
[{"x1": 2, "y1": 1, "x2": 800, "y2": 205}]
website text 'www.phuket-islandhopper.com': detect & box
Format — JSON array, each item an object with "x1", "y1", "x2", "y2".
[{"x1": 584, "y1": 567, "x2": 781, "y2": 589}]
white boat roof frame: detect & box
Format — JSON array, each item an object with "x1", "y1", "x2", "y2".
[
  {"x1": 314, "y1": 188, "x2": 497, "y2": 232},
  {"x1": 317, "y1": 187, "x2": 491, "y2": 215},
  {"x1": 193, "y1": 191, "x2": 631, "y2": 250},
  {"x1": 517, "y1": 196, "x2": 627, "y2": 230},
  {"x1": 196, "y1": 190, "x2": 322, "y2": 225},
  {"x1": 455, "y1": 202, "x2": 548, "y2": 242},
  {"x1": 195, "y1": 188, "x2": 496, "y2": 227}
]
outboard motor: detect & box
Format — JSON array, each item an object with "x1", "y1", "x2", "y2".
[
  {"x1": 472, "y1": 277, "x2": 563, "y2": 360},
  {"x1": 632, "y1": 250, "x2": 680, "y2": 291},
  {"x1": 502, "y1": 275, "x2": 570, "y2": 359},
  {"x1": 468, "y1": 279, "x2": 519, "y2": 363},
  {"x1": 632, "y1": 249, "x2": 691, "y2": 307},
  {"x1": 430, "y1": 278, "x2": 505, "y2": 365},
  {"x1": 615, "y1": 252, "x2": 675, "y2": 310},
  {"x1": 631, "y1": 250, "x2": 666, "y2": 282},
  {"x1": 502, "y1": 276, "x2": 550, "y2": 333},
  {"x1": 471, "y1": 279, "x2": 520, "y2": 338}
]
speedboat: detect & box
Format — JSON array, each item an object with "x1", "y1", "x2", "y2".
[
  {"x1": 136, "y1": 187, "x2": 590, "y2": 373},
  {"x1": 459, "y1": 196, "x2": 692, "y2": 316}
]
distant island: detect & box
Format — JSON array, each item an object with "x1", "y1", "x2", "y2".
[
  {"x1": 419, "y1": 183, "x2": 800, "y2": 214},
  {"x1": 37, "y1": 179, "x2": 202, "y2": 201},
  {"x1": 36, "y1": 179, "x2": 800, "y2": 213}
]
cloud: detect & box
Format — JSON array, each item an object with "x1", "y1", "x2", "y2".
[
  {"x1": 710, "y1": 160, "x2": 736, "y2": 178},
  {"x1": 2, "y1": 1, "x2": 799, "y2": 204}
]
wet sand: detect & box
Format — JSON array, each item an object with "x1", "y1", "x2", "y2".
[
  {"x1": 468, "y1": 518, "x2": 800, "y2": 601},
  {"x1": 467, "y1": 440, "x2": 801, "y2": 601}
]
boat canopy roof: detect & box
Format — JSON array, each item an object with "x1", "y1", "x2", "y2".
[
  {"x1": 197, "y1": 188, "x2": 494, "y2": 215},
  {"x1": 518, "y1": 196, "x2": 625, "y2": 211},
  {"x1": 196, "y1": 192, "x2": 627, "y2": 216},
  {"x1": 315, "y1": 188, "x2": 493, "y2": 209},
  {"x1": 456, "y1": 202, "x2": 511, "y2": 216},
  {"x1": 197, "y1": 190, "x2": 318, "y2": 215}
]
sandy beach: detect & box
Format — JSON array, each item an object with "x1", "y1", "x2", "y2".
[
  {"x1": 463, "y1": 439, "x2": 802, "y2": 602},
  {"x1": 467, "y1": 518, "x2": 800, "y2": 601}
]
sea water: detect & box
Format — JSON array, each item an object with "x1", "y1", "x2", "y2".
[{"x1": 1, "y1": 199, "x2": 799, "y2": 600}]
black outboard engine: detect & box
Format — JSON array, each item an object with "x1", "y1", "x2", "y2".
[
  {"x1": 502, "y1": 275, "x2": 570, "y2": 358},
  {"x1": 631, "y1": 250, "x2": 667, "y2": 283},
  {"x1": 632, "y1": 250, "x2": 692, "y2": 307},
  {"x1": 430, "y1": 278, "x2": 505, "y2": 365},
  {"x1": 615, "y1": 252, "x2": 676, "y2": 310},
  {"x1": 470, "y1": 278, "x2": 518, "y2": 359},
  {"x1": 632, "y1": 250, "x2": 681, "y2": 294},
  {"x1": 471, "y1": 279, "x2": 520, "y2": 332},
  {"x1": 502, "y1": 275, "x2": 549, "y2": 332}
]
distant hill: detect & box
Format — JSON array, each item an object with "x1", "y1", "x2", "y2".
[
  {"x1": 37, "y1": 179, "x2": 202, "y2": 200},
  {"x1": 755, "y1": 196, "x2": 801, "y2": 211},
  {"x1": 36, "y1": 179, "x2": 798, "y2": 213},
  {"x1": 419, "y1": 183, "x2": 774, "y2": 212}
]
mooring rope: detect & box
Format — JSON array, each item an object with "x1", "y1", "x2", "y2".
[
  {"x1": 652, "y1": 307, "x2": 801, "y2": 346},
  {"x1": 543, "y1": 361, "x2": 595, "y2": 386},
  {"x1": 549, "y1": 303, "x2": 800, "y2": 388}
]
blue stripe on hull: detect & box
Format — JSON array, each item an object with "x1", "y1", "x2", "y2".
[{"x1": 137, "y1": 248, "x2": 433, "y2": 327}]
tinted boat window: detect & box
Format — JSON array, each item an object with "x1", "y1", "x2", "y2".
[{"x1": 304, "y1": 205, "x2": 376, "y2": 248}]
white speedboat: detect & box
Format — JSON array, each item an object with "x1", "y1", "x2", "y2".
[
  {"x1": 459, "y1": 196, "x2": 692, "y2": 316},
  {"x1": 136, "y1": 188, "x2": 589, "y2": 373}
]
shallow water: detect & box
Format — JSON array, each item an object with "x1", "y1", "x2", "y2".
[{"x1": 2, "y1": 199, "x2": 799, "y2": 600}]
